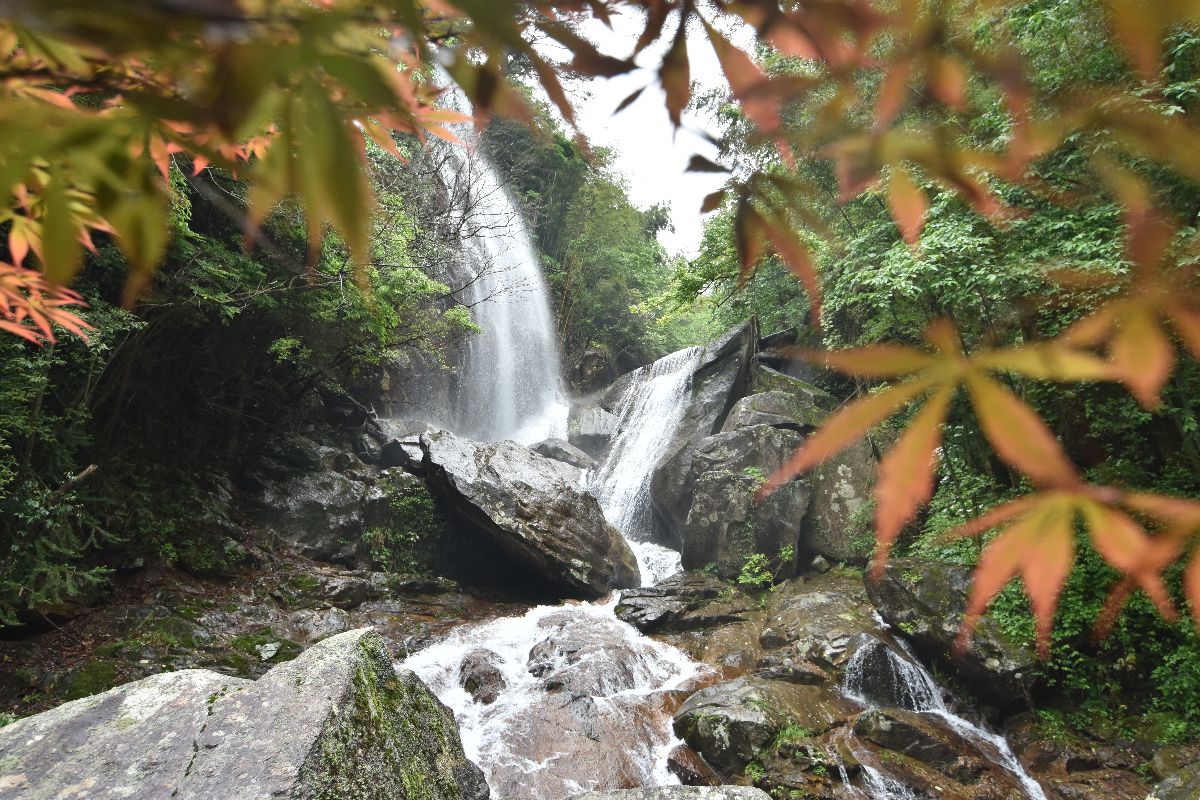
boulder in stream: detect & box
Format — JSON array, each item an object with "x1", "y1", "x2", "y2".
[
  {"x1": 0, "y1": 628, "x2": 488, "y2": 800},
  {"x1": 420, "y1": 430, "x2": 640, "y2": 598}
]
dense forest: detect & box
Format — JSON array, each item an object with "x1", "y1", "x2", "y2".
[{"x1": 3, "y1": 2, "x2": 1200, "y2": 799}]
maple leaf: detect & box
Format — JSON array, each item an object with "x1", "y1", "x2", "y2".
[
  {"x1": 760, "y1": 319, "x2": 1114, "y2": 578},
  {"x1": 948, "y1": 486, "x2": 1186, "y2": 657},
  {"x1": 1059, "y1": 185, "x2": 1200, "y2": 408}
]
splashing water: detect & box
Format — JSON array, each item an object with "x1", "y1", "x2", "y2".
[
  {"x1": 840, "y1": 639, "x2": 1048, "y2": 800},
  {"x1": 433, "y1": 84, "x2": 568, "y2": 444},
  {"x1": 590, "y1": 347, "x2": 702, "y2": 584},
  {"x1": 402, "y1": 346, "x2": 710, "y2": 799}
]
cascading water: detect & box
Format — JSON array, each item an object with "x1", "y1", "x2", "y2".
[
  {"x1": 840, "y1": 639, "x2": 1048, "y2": 800},
  {"x1": 590, "y1": 347, "x2": 702, "y2": 584},
  {"x1": 401, "y1": 347, "x2": 709, "y2": 800},
  {"x1": 433, "y1": 84, "x2": 568, "y2": 444}
]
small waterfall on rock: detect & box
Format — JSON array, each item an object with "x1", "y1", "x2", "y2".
[
  {"x1": 433, "y1": 85, "x2": 568, "y2": 444},
  {"x1": 841, "y1": 639, "x2": 1048, "y2": 800},
  {"x1": 402, "y1": 347, "x2": 709, "y2": 800},
  {"x1": 590, "y1": 347, "x2": 702, "y2": 585}
]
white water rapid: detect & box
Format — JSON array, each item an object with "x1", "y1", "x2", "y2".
[
  {"x1": 841, "y1": 639, "x2": 1048, "y2": 800},
  {"x1": 402, "y1": 350, "x2": 708, "y2": 800},
  {"x1": 434, "y1": 85, "x2": 567, "y2": 444}
]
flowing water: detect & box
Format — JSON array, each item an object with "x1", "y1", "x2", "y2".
[
  {"x1": 841, "y1": 639, "x2": 1048, "y2": 800},
  {"x1": 590, "y1": 347, "x2": 702, "y2": 585},
  {"x1": 402, "y1": 351, "x2": 707, "y2": 800},
  {"x1": 433, "y1": 86, "x2": 568, "y2": 444}
]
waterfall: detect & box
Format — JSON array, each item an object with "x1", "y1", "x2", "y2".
[
  {"x1": 401, "y1": 347, "x2": 711, "y2": 800},
  {"x1": 589, "y1": 346, "x2": 702, "y2": 585},
  {"x1": 431, "y1": 84, "x2": 568, "y2": 444},
  {"x1": 840, "y1": 639, "x2": 1048, "y2": 800}
]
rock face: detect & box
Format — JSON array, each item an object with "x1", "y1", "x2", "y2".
[
  {"x1": 651, "y1": 320, "x2": 759, "y2": 543},
  {"x1": 0, "y1": 629, "x2": 487, "y2": 800},
  {"x1": 1152, "y1": 763, "x2": 1200, "y2": 800},
  {"x1": 680, "y1": 425, "x2": 810, "y2": 579},
  {"x1": 866, "y1": 557, "x2": 1037, "y2": 702},
  {"x1": 721, "y1": 389, "x2": 829, "y2": 433},
  {"x1": 420, "y1": 430, "x2": 640, "y2": 598}
]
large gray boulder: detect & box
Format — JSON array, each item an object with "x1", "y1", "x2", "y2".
[
  {"x1": 680, "y1": 425, "x2": 810, "y2": 579},
  {"x1": 420, "y1": 430, "x2": 639, "y2": 598},
  {"x1": 0, "y1": 629, "x2": 487, "y2": 800},
  {"x1": 800, "y1": 437, "x2": 876, "y2": 563},
  {"x1": 650, "y1": 320, "x2": 759, "y2": 542},
  {"x1": 866, "y1": 557, "x2": 1037, "y2": 702},
  {"x1": 571, "y1": 790, "x2": 771, "y2": 800}
]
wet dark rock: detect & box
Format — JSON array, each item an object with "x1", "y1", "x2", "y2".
[
  {"x1": 800, "y1": 437, "x2": 876, "y2": 563},
  {"x1": 420, "y1": 430, "x2": 639, "y2": 598},
  {"x1": 0, "y1": 629, "x2": 488, "y2": 800},
  {"x1": 459, "y1": 648, "x2": 505, "y2": 705},
  {"x1": 525, "y1": 609, "x2": 648, "y2": 696},
  {"x1": 532, "y1": 437, "x2": 597, "y2": 470},
  {"x1": 667, "y1": 744, "x2": 723, "y2": 786},
  {"x1": 752, "y1": 654, "x2": 831, "y2": 685},
  {"x1": 615, "y1": 571, "x2": 733, "y2": 633},
  {"x1": 571, "y1": 789, "x2": 771, "y2": 800},
  {"x1": 673, "y1": 676, "x2": 854, "y2": 774},
  {"x1": 571, "y1": 348, "x2": 618, "y2": 394},
  {"x1": 854, "y1": 709, "x2": 977, "y2": 778},
  {"x1": 651, "y1": 320, "x2": 759, "y2": 543},
  {"x1": 867, "y1": 558, "x2": 1037, "y2": 703}
]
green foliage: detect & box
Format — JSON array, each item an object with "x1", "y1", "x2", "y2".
[
  {"x1": 364, "y1": 481, "x2": 444, "y2": 576},
  {"x1": 737, "y1": 553, "x2": 774, "y2": 591}
]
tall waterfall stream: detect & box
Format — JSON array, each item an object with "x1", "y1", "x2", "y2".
[{"x1": 399, "y1": 91, "x2": 1048, "y2": 798}]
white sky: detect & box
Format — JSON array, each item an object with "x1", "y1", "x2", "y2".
[{"x1": 553, "y1": 12, "x2": 749, "y2": 258}]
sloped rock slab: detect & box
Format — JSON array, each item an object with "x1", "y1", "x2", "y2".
[
  {"x1": 420, "y1": 430, "x2": 639, "y2": 598},
  {"x1": 0, "y1": 629, "x2": 487, "y2": 800}
]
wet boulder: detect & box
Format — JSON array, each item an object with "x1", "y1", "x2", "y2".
[
  {"x1": 680, "y1": 425, "x2": 810, "y2": 579},
  {"x1": 1147, "y1": 761, "x2": 1200, "y2": 800},
  {"x1": 459, "y1": 648, "x2": 505, "y2": 705},
  {"x1": 532, "y1": 437, "x2": 597, "y2": 470},
  {"x1": 673, "y1": 676, "x2": 854, "y2": 774},
  {"x1": 0, "y1": 629, "x2": 488, "y2": 800},
  {"x1": 866, "y1": 558, "x2": 1037, "y2": 703},
  {"x1": 667, "y1": 745, "x2": 723, "y2": 786},
  {"x1": 420, "y1": 430, "x2": 640, "y2": 598},
  {"x1": 651, "y1": 320, "x2": 759, "y2": 543},
  {"x1": 758, "y1": 574, "x2": 889, "y2": 674}
]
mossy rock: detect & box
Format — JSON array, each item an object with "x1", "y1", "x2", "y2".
[{"x1": 61, "y1": 659, "x2": 123, "y2": 701}]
